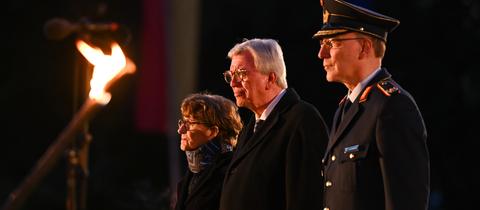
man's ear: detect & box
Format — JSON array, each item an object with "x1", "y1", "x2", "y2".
[
  {"x1": 359, "y1": 39, "x2": 372, "y2": 59},
  {"x1": 266, "y1": 71, "x2": 277, "y2": 89}
]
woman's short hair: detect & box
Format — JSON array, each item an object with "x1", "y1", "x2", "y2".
[{"x1": 180, "y1": 93, "x2": 243, "y2": 147}]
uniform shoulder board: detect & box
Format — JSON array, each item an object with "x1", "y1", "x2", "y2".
[{"x1": 376, "y1": 79, "x2": 400, "y2": 96}]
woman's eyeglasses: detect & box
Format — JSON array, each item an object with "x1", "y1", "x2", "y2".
[{"x1": 177, "y1": 118, "x2": 211, "y2": 131}]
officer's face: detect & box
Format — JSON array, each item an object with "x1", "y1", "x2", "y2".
[{"x1": 318, "y1": 32, "x2": 365, "y2": 87}]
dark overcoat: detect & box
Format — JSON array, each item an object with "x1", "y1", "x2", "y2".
[
  {"x1": 323, "y1": 68, "x2": 430, "y2": 210},
  {"x1": 219, "y1": 88, "x2": 329, "y2": 210},
  {"x1": 175, "y1": 152, "x2": 232, "y2": 210}
]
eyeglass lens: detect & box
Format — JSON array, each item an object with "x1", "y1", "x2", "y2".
[
  {"x1": 223, "y1": 69, "x2": 246, "y2": 83},
  {"x1": 224, "y1": 71, "x2": 233, "y2": 83},
  {"x1": 178, "y1": 119, "x2": 210, "y2": 130},
  {"x1": 321, "y1": 38, "x2": 364, "y2": 49}
]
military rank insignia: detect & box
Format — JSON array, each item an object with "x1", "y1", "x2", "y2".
[{"x1": 376, "y1": 80, "x2": 400, "y2": 96}]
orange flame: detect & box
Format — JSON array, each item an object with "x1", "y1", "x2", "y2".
[{"x1": 75, "y1": 40, "x2": 135, "y2": 105}]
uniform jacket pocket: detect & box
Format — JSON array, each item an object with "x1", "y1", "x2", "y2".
[{"x1": 340, "y1": 143, "x2": 369, "y2": 162}]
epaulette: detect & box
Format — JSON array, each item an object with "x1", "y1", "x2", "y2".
[{"x1": 376, "y1": 79, "x2": 400, "y2": 96}]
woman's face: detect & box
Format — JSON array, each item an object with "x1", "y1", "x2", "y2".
[{"x1": 177, "y1": 117, "x2": 216, "y2": 151}]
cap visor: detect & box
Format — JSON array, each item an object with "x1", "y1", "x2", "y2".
[{"x1": 313, "y1": 29, "x2": 349, "y2": 39}]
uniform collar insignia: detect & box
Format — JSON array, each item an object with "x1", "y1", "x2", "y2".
[{"x1": 359, "y1": 85, "x2": 373, "y2": 103}]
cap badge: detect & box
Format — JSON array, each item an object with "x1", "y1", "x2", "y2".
[{"x1": 323, "y1": 9, "x2": 330, "y2": 24}]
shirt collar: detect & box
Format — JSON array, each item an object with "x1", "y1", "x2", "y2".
[
  {"x1": 257, "y1": 88, "x2": 287, "y2": 121},
  {"x1": 348, "y1": 67, "x2": 381, "y2": 102}
]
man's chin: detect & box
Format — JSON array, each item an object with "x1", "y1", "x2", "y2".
[
  {"x1": 326, "y1": 74, "x2": 337, "y2": 83},
  {"x1": 235, "y1": 98, "x2": 246, "y2": 107}
]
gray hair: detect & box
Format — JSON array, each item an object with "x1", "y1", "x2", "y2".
[{"x1": 228, "y1": 38, "x2": 288, "y2": 88}]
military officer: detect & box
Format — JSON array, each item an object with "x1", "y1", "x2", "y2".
[{"x1": 313, "y1": 0, "x2": 430, "y2": 210}]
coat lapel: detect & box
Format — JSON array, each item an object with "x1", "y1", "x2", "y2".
[
  {"x1": 331, "y1": 95, "x2": 347, "y2": 134},
  {"x1": 185, "y1": 152, "x2": 230, "y2": 203},
  {"x1": 234, "y1": 119, "x2": 255, "y2": 152},
  {"x1": 176, "y1": 172, "x2": 192, "y2": 208},
  {"x1": 186, "y1": 170, "x2": 211, "y2": 201},
  {"x1": 333, "y1": 100, "x2": 360, "y2": 139},
  {"x1": 229, "y1": 88, "x2": 298, "y2": 167},
  {"x1": 235, "y1": 113, "x2": 279, "y2": 159},
  {"x1": 325, "y1": 99, "x2": 360, "y2": 156}
]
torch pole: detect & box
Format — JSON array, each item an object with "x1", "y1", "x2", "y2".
[
  {"x1": 66, "y1": 47, "x2": 92, "y2": 210},
  {"x1": 1, "y1": 99, "x2": 105, "y2": 210}
]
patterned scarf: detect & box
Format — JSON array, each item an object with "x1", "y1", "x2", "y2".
[{"x1": 185, "y1": 137, "x2": 232, "y2": 173}]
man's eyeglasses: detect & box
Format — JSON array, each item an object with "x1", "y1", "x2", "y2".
[
  {"x1": 223, "y1": 69, "x2": 247, "y2": 83},
  {"x1": 178, "y1": 118, "x2": 211, "y2": 131},
  {"x1": 320, "y1": 38, "x2": 364, "y2": 49}
]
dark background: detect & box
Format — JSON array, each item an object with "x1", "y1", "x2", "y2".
[{"x1": 2, "y1": 0, "x2": 479, "y2": 210}]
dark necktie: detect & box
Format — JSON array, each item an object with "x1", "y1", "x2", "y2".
[
  {"x1": 254, "y1": 119, "x2": 264, "y2": 133},
  {"x1": 341, "y1": 100, "x2": 352, "y2": 121}
]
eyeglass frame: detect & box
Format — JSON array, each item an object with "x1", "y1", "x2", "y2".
[
  {"x1": 223, "y1": 68, "x2": 248, "y2": 84},
  {"x1": 320, "y1": 37, "x2": 365, "y2": 49},
  {"x1": 177, "y1": 118, "x2": 212, "y2": 131}
]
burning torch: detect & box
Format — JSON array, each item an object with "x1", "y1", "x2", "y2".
[{"x1": 1, "y1": 40, "x2": 135, "y2": 210}]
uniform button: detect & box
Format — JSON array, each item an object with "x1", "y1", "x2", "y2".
[
  {"x1": 331, "y1": 155, "x2": 336, "y2": 161},
  {"x1": 323, "y1": 207, "x2": 330, "y2": 210},
  {"x1": 349, "y1": 153, "x2": 355, "y2": 159},
  {"x1": 322, "y1": 158, "x2": 325, "y2": 164},
  {"x1": 325, "y1": 181, "x2": 332, "y2": 187}
]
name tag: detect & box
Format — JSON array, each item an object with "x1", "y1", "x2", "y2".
[{"x1": 344, "y1": 144, "x2": 360, "y2": 153}]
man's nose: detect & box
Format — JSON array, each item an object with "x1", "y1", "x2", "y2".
[
  {"x1": 318, "y1": 45, "x2": 330, "y2": 59},
  {"x1": 230, "y1": 77, "x2": 241, "y2": 87}
]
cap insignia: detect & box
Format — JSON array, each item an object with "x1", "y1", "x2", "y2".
[{"x1": 323, "y1": 9, "x2": 330, "y2": 24}]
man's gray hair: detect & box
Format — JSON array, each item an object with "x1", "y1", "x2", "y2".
[{"x1": 228, "y1": 38, "x2": 288, "y2": 88}]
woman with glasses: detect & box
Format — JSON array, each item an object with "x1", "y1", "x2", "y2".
[{"x1": 174, "y1": 93, "x2": 242, "y2": 210}]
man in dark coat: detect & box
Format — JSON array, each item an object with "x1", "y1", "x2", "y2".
[
  {"x1": 219, "y1": 38, "x2": 329, "y2": 210},
  {"x1": 313, "y1": 0, "x2": 430, "y2": 210}
]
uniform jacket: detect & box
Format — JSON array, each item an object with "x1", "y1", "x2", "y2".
[
  {"x1": 175, "y1": 152, "x2": 232, "y2": 210},
  {"x1": 323, "y1": 68, "x2": 430, "y2": 210},
  {"x1": 219, "y1": 88, "x2": 329, "y2": 210}
]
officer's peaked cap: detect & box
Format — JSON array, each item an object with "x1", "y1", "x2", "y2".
[{"x1": 313, "y1": 0, "x2": 400, "y2": 42}]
